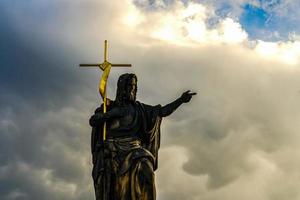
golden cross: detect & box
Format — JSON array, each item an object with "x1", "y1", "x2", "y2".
[{"x1": 80, "y1": 40, "x2": 132, "y2": 140}]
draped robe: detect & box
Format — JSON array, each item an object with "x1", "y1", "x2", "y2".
[{"x1": 91, "y1": 101, "x2": 162, "y2": 200}]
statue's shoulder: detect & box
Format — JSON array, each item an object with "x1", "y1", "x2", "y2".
[
  {"x1": 135, "y1": 101, "x2": 161, "y2": 111},
  {"x1": 135, "y1": 101, "x2": 148, "y2": 109},
  {"x1": 136, "y1": 101, "x2": 152, "y2": 106}
]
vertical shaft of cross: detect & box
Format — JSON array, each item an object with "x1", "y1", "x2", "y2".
[
  {"x1": 104, "y1": 40, "x2": 108, "y2": 62},
  {"x1": 101, "y1": 40, "x2": 109, "y2": 140}
]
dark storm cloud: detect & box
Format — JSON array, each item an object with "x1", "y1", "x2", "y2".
[
  {"x1": 0, "y1": 2, "x2": 96, "y2": 109},
  {"x1": 0, "y1": 1, "x2": 104, "y2": 199}
]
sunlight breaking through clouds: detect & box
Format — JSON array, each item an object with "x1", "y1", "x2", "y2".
[{"x1": 121, "y1": 0, "x2": 300, "y2": 65}]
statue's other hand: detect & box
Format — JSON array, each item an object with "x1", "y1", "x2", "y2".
[
  {"x1": 180, "y1": 90, "x2": 197, "y2": 103},
  {"x1": 89, "y1": 113, "x2": 104, "y2": 127}
]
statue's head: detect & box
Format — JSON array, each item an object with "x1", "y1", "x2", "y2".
[{"x1": 115, "y1": 73, "x2": 137, "y2": 105}]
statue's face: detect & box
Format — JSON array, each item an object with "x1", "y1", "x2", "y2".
[
  {"x1": 127, "y1": 77, "x2": 137, "y2": 102},
  {"x1": 115, "y1": 74, "x2": 137, "y2": 104}
]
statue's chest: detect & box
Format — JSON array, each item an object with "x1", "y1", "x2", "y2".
[{"x1": 109, "y1": 105, "x2": 136, "y2": 130}]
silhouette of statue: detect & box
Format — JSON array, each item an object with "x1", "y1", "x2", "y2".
[{"x1": 89, "y1": 73, "x2": 196, "y2": 200}]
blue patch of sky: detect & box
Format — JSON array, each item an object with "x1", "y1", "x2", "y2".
[
  {"x1": 239, "y1": 0, "x2": 300, "y2": 41},
  {"x1": 133, "y1": 0, "x2": 300, "y2": 41},
  {"x1": 239, "y1": 3, "x2": 275, "y2": 40},
  {"x1": 207, "y1": 2, "x2": 233, "y2": 29},
  {"x1": 241, "y1": 4, "x2": 270, "y2": 29},
  {"x1": 203, "y1": 0, "x2": 300, "y2": 41},
  {"x1": 259, "y1": 0, "x2": 281, "y2": 10}
]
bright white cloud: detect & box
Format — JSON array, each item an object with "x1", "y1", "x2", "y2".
[
  {"x1": 119, "y1": 0, "x2": 300, "y2": 66},
  {"x1": 255, "y1": 40, "x2": 300, "y2": 65},
  {"x1": 121, "y1": 1, "x2": 248, "y2": 45}
]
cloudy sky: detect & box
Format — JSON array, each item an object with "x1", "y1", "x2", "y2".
[{"x1": 1, "y1": 0, "x2": 300, "y2": 199}]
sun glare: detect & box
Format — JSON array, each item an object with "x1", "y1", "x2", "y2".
[{"x1": 123, "y1": 2, "x2": 144, "y2": 27}]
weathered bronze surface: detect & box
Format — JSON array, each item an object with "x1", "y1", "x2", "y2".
[{"x1": 89, "y1": 73, "x2": 196, "y2": 200}]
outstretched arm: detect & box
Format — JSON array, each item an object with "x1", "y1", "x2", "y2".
[{"x1": 159, "y1": 90, "x2": 196, "y2": 117}]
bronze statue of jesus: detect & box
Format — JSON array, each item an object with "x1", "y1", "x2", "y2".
[{"x1": 89, "y1": 73, "x2": 196, "y2": 200}]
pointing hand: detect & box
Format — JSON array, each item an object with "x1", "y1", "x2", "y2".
[{"x1": 180, "y1": 90, "x2": 197, "y2": 103}]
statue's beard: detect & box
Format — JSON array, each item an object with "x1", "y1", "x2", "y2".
[
  {"x1": 128, "y1": 91, "x2": 136, "y2": 102},
  {"x1": 115, "y1": 88, "x2": 136, "y2": 104}
]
